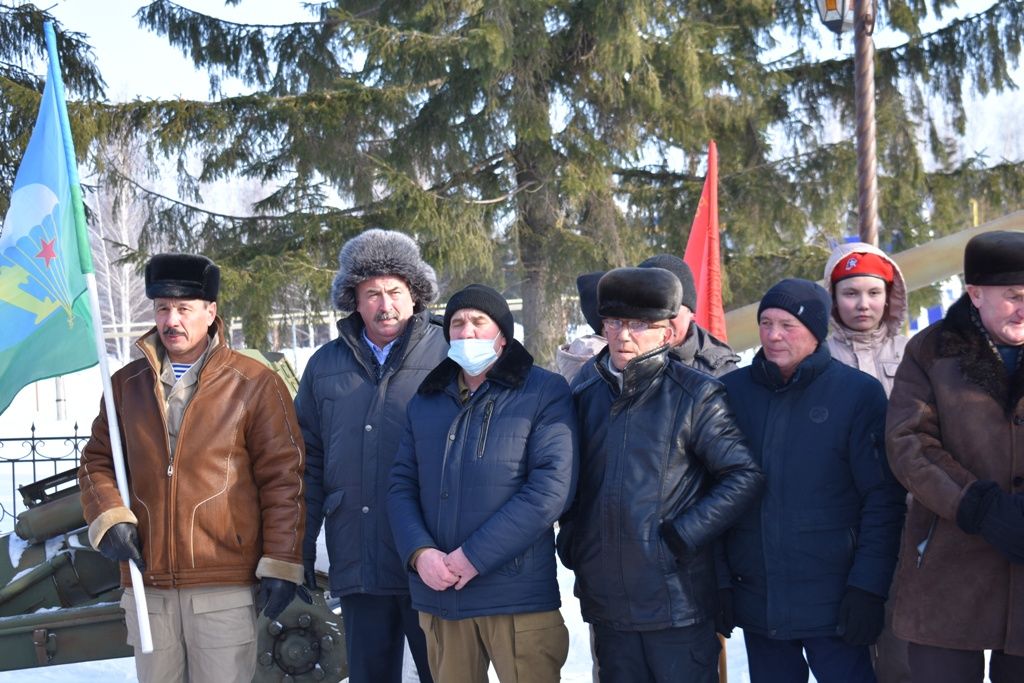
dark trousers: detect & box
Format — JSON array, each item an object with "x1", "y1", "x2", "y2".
[
  {"x1": 592, "y1": 620, "x2": 720, "y2": 683},
  {"x1": 339, "y1": 592, "x2": 433, "y2": 683},
  {"x1": 743, "y1": 630, "x2": 875, "y2": 683},
  {"x1": 872, "y1": 597, "x2": 910, "y2": 683},
  {"x1": 907, "y1": 642, "x2": 1024, "y2": 683}
]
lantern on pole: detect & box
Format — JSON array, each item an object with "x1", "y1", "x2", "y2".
[
  {"x1": 814, "y1": 0, "x2": 880, "y2": 246},
  {"x1": 815, "y1": 0, "x2": 854, "y2": 34}
]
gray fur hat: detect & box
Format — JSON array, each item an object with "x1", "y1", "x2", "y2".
[{"x1": 331, "y1": 229, "x2": 439, "y2": 312}]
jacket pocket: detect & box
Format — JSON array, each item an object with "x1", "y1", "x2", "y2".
[
  {"x1": 121, "y1": 590, "x2": 174, "y2": 652},
  {"x1": 476, "y1": 400, "x2": 495, "y2": 458},
  {"x1": 190, "y1": 586, "x2": 256, "y2": 648},
  {"x1": 322, "y1": 489, "x2": 345, "y2": 518},
  {"x1": 793, "y1": 507, "x2": 860, "y2": 573},
  {"x1": 321, "y1": 399, "x2": 334, "y2": 455},
  {"x1": 496, "y1": 549, "x2": 526, "y2": 577}
]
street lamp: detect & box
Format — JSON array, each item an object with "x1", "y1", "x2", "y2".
[
  {"x1": 814, "y1": 0, "x2": 879, "y2": 247},
  {"x1": 815, "y1": 0, "x2": 854, "y2": 34}
]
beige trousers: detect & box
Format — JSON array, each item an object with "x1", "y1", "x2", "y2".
[
  {"x1": 121, "y1": 585, "x2": 256, "y2": 683},
  {"x1": 419, "y1": 609, "x2": 569, "y2": 683}
]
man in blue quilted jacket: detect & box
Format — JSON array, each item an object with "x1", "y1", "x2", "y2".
[
  {"x1": 720, "y1": 278, "x2": 906, "y2": 683},
  {"x1": 388, "y1": 284, "x2": 578, "y2": 683}
]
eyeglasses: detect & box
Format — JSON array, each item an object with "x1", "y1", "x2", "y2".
[{"x1": 602, "y1": 318, "x2": 668, "y2": 334}]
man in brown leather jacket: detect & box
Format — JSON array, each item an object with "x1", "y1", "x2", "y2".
[{"x1": 79, "y1": 253, "x2": 306, "y2": 683}]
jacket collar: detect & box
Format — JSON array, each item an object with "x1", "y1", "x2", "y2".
[
  {"x1": 419, "y1": 338, "x2": 534, "y2": 394},
  {"x1": 750, "y1": 341, "x2": 831, "y2": 390},
  {"x1": 671, "y1": 322, "x2": 737, "y2": 369},
  {"x1": 673, "y1": 322, "x2": 701, "y2": 365},
  {"x1": 338, "y1": 308, "x2": 435, "y2": 376},
  {"x1": 828, "y1": 315, "x2": 891, "y2": 349},
  {"x1": 937, "y1": 293, "x2": 1024, "y2": 414},
  {"x1": 594, "y1": 343, "x2": 670, "y2": 402}
]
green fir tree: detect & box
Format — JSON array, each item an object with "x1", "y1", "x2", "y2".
[{"x1": 3, "y1": 1, "x2": 1024, "y2": 360}]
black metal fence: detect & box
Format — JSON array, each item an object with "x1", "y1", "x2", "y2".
[{"x1": 0, "y1": 423, "x2": 86, "y2": 534}]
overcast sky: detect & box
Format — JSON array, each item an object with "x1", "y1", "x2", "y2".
[{"x1": 50, "y1": 0, "x2": 314, "y2": 100}]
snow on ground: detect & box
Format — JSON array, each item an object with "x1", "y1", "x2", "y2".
[
  {"x1": 0, "y1": 355, "x2": 771, "y2": 682},
  {"x1": 0, "y1": 560, "x2": 759, "y2": 682}
]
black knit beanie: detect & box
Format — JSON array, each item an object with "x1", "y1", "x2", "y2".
[
  {"x1": 443, "y1": 284, "x2": 515, "y2": 343},
  {"x1": 758, "y1": 278, "x2": 830, "y2": 343},
  {"x1": 639, "y1": 254, "x2": 697, "y2": 313}
]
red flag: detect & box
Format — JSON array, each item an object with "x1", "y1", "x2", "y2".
[{"x1": 683, "y1": 141, "x2": 727, "y2": 341}]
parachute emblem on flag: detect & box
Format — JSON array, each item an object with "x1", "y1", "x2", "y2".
[{"x1": 0, "y1": 183, "x2": 76, "y2": 336}]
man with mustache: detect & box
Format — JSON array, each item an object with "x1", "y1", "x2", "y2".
[
  {"x1": 296, "y1": 229, "x2": 447, "y2": 683},
  {"x1": 79, "y1": 253, "x2": 306, "y2": 682}
]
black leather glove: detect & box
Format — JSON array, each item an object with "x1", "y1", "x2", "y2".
[
  {"x1": 304, "y1": 565, "x2": 319, "y2": 591},
  {"x1": 715, "y1": 588, "x2": 735, "y2": 638},
  {"x1": 256, "y1": 578, "x2": 298, "y2": 620},
  {"x1": 98, "y1": 522, "x2": 145, "y2": 572},
  {"x1": 956, "y1": 480, "x2": 1002, "y2": 534},
  {"x1": 837, "y1": 587, "x2": 885, "y2": 645},
  {"x1": 957, "y1": 480, "x2": 1024, "y2": 563},
  {"x1": 660, "y1": 520, "x2": 688, "y2": 562}
]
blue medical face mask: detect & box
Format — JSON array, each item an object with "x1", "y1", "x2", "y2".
[{"x1": 448, "y1": 336, "x2": 501, "y2": 376}]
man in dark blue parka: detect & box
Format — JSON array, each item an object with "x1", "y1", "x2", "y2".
[
  {"x1": 296, "y1": 229, "x2": 447, "y2": 683},
  {"x1": 388, "y1": 285, "x2": 577, "y2": 683},
  {"x1": 720, "y1": 278, "x2": 906, "y2": 683}
]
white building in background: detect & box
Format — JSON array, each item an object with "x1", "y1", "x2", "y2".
[{"x1": 907, "y1": 276, "x2": 964, "y2": 335}]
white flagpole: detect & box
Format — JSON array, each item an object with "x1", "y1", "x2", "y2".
[
  {"x1": 85, "y1": 273, "x2": 153, "y2": 654},
  {"x1": 43, "y1": 21, "x2": 153, "y2": 653}
]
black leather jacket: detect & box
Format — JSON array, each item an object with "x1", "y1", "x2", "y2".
[
  {"x1": 672, "y1": 322, "x2": 740, "y2": 377},
  {"x1": 561, "y1": 345, "x2": 764, "y2": 630}
]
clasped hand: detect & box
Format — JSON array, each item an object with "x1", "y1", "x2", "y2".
[{"x1": 414, "y1": 546, "x2": 479, "y2": 591}]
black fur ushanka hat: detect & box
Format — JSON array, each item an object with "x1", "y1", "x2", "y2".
[
  {"x1": 144, "y1": 253, "x2": 220, "y2": 301},
  {"x1": 598, "y1": 267, "x2": 682, "y2": 321}
]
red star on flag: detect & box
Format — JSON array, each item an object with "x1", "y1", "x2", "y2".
[{"x1": 36, "y1": 238, "x2": 57, "y2": 267}]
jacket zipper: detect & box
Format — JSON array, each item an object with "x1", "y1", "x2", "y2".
[
  {"x1": 476, "y1": 401, "x2": 494, "y2": 458},
  {"x1": 436, "y1": 390, "x2": 485, "y2": 546},
  {"x1": 161, "y1": 350, "x2": 216, "y2": 578}
]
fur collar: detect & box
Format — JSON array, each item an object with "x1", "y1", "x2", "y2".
[
  {"x1": 419, "y1": 338, "x2": 534, "y2": 394},
  {"x1": 937, "y1": 294, "x2": 1024, "y2": 415}
]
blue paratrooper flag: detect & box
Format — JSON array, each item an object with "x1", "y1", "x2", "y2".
[{"x1": 0, "y1": 22, "x2": 97, "y2": 415}]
